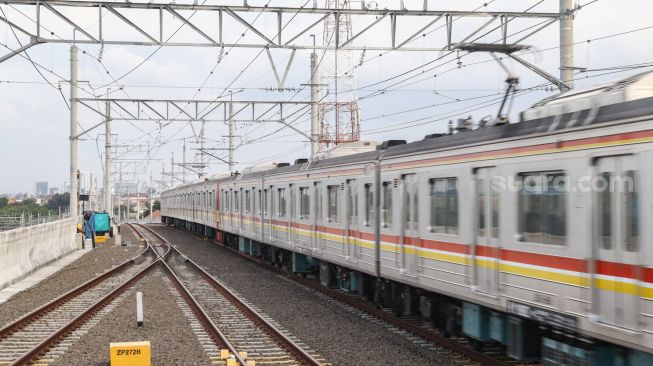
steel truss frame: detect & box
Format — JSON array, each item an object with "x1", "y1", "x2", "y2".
[
  {"x1": 0, "y1": 0, "x2": 560, "y2": 55},
  {"x1": 75, "y1": 97, "x2": 314, "y2": 138}
]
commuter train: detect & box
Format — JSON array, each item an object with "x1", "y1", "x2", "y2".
[{"x1": 162, "y1": 72, "x2": 653, "y2": 365}]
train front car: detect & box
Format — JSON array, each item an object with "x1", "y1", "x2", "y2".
[
  {"x1": 160, "y1": 71, "x2": 653, "y2": 365},
  {"x1": 377, "y1": 71, "x2": 653, "y2": 365}
]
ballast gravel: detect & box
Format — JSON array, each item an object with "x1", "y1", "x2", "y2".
[
  {"x1": 51, "y1": 269, "x2": 210, "y2": 366},
  {"x1": 0, "y1": 229, "x2": 143, "y2": 328},
  {"x1": 151, "y1": 225, "x2": 452, "y2": 366}
]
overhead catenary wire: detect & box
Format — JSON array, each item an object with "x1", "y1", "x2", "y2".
[{"x1": 5, "y1": 0, "x2": 650, "y2": 180}]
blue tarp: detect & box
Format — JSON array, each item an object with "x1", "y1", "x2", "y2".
[{"x1": 83, "y1": 212, "x2": 110, "y2": 239}]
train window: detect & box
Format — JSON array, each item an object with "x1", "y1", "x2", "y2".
[
  {"x1": 299, "y1": 187, "x2": 310, "y2": 219},
  {"x1": 403, "y1": 181, "x2": 419, "y2": 230},
  {"x1": 244, "y1": 190, "x2": 251, "y2": 214},
  {"x1": 327, "y1": 185, "x2": 339, "y2": 223},
  {"x1": 263, "y1": 189, "x2": 269, "y2": 215},
  {"x1": 347, "y1": 183, "x2": 358, "y2": 223},
  {"x1": 430, "y1": 178, "x2": 458, "y2": 234},
  {"x1": 233, "y1": 191, "x2": 239, "y2": 213},
  {"x1": 256, "y1": 190, "x2": 261, "y2": 214},
  {"x1": 518, "y1": 171, "x2": 567, "y2": 245},
  {"x1": 364, "y1": 184, "x2": 374, "y2": 227},
  {"x1": 251, "y1": 188, "x2": 256, "y2": 213},
  {"x1": 278, "y1": 188, "x2": 287, "y2": 217},
  {"x1": 227, "y1": 191, "x2": 231, "y2": 211},
  {"x1": 413, "y1": 182, "x2": 419, "y2": 228},
  {"x1": 382, "y1": 182, "x2": 393, "y2": 228},
  {"x1": 598, "y1": 172, "x2": 612, "y2": 250},
  {"x1": 315, "y1": 184, "x2": 323, "y2": 222},
  {"x1": 625, "y1": 170, "x2": 639, "y2": 252},
  {"x1": 491, "y1": 183, "x2": 499, "y2": 239}
]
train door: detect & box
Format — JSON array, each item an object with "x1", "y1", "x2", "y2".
[
  {"x1": 594, "y1": 155, "x2": 639, "y2": 330},
  {"x1": 251, "y1": 188, "x2": 257, "y2": 237},
  {"x1": 313, "y1": 182, "x2": 323, "y2": 252},
  {"x1": 289, "y1": 184, "x2": 296, "y2": 245},
  {"x1": 345, "y1": 180, "x2": 359, "y2": 260},
  {"x1": 233, "y1": 190, "x2": 240, "y2": 233},
  {"x1": 238, "y1": 189, "x2": 243, "y2": 232},
  {"x1": 401, "y1": 174, "x2": 419, "y2": 275},
  {"x1": 261, "y1": 188, "x2": 267, "y2": 242},
  {"x1": 269, "y1": 185, "x2": 275, "y2": 241},
  {"x1": 475, "y1": 168, "x2": 500, "y2": 295}
]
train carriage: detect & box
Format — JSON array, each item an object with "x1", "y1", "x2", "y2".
[{"x1": 161, "y1": 72, "x2": 653, "y2": 365}]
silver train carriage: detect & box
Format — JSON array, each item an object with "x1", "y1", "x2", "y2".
[{"x1": 161, "y1": 72, "x2": 653, "y2": 365}]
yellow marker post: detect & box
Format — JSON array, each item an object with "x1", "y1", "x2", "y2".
[{"x1": 110, "y1": 341, "x2": 151, "y2": 366}]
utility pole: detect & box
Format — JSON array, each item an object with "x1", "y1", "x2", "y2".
[
  {"x1": 103, "y1": 92, "x2": 112, "y2": 214},
  {"x1": 162, "y1": 164, "x2": 166, "y2": 189},
  {"x1": 113, "y1": 136, "x2": 118, "y2": 217},
  {"x1": 170, "y1": 152, "x2": 174, "y2": 187},
  {"x1": 182, "y1": 138, "x2": 187, "y2": 183},
  {"x1": 199, "y1": 123, "x2": 206, "y2": 178},
  {"x1": 69, "y1": 45, "x2": 78, "y2": 218},
  {"x1": 118, "y1": 162, "x2": 123, "y2": 222},
  {"x1": 228, "y1": 101, "x2": 234, "y2": 172},
  {"x1": 136, "y1": 176, "x2": 141, "y2": 222},
  {"x1": 560, "y1": 0, "x2": 574, "y2": 89},
  {"x1": 310, "y1": 49, "x2": 319, "y2": 157}
]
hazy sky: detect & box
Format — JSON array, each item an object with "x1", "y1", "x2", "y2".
[{"x1": 1, "y1": 0, "x2": 652, "y2": 193}]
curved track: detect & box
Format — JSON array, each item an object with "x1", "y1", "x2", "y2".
[{"x1": 129, "y1": 224, "x2": 325, "y2": 366}]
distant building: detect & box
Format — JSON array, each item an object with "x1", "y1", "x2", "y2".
[
  {"x1": 35, "y1": 181, "x2": 48, "y2": 196},
  {"x1": 49, "y1": 187, "x2": 60, "y2": 195},
  {"x1": 79, "y1": 172, "x2": 95, "y2": 194}
]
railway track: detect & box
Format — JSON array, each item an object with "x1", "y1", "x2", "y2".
[
  {"x1": 129, "y1": 224, "x2": 327, "y2": 366},
  {"x1": 0, "y1": 241, "x2": 156, "y2": 366}
]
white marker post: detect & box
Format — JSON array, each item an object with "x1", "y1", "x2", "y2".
[{"x1": 136, "y1": 292, "x2": 144, "y2": 327}]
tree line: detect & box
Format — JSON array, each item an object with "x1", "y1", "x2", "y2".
[{"x1": 0, "y1": 193, "x2": 70, "y2": 216}]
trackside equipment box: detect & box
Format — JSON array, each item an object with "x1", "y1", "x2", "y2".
[
  {"x1": 110, "y1": 341, "x2": 151, "y2": 366},
  {"x1": 94, "y1": 213, "x2": 111, "y2": 232}
]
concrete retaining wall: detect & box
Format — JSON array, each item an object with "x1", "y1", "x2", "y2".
[{"x1": 0, "y1": 218, "x2": 79, "y2": 289}]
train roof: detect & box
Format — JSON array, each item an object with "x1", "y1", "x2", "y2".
[{"x1": 381, "y1": 71, "x2": 653, "y2": 159}]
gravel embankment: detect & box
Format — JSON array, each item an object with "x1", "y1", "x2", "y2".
[
  {"x1": 0, "y1": 226, "x2": 144, "y2": 328},
  {"x1": 52, "y1": 269, "x2": 210, "y2": 366},
  {"x1": 151, "y1": 225, "x2": 450, "y2": 366}
]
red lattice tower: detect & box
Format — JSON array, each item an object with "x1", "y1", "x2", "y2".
[{"x1": 318, "y1": 0, "x2": 360, "y2": 150}]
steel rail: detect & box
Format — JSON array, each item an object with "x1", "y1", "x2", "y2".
[
  {"x1": 178, "y1": 227, "x2": 511, "y2": 366},
  {"x1": 0, "y1": 239, "x2": 152, "y2": 341},
  {"x1": 135, "y1": 224, "x2": 323, "y2": 366},
  {"x1": 129, "y1": 224, "x2": 250, "y2": 366},
  {"x1": 11, "y1": 253, "x2": 159, "y2": 366}
]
